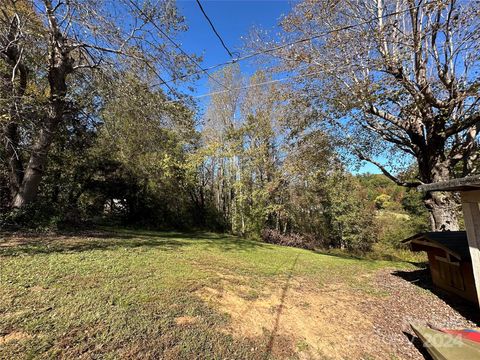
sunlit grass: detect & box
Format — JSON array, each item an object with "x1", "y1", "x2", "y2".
[{"x1": 0, "y1": 228, "x2": 417, "y2": 359}]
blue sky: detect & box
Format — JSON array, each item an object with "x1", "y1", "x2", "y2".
[
  {"x1": 175, "y1": 1, "x2": 292, "y2": 99},
  {"x1": 174, "y1": 0, "x2": 380, "y2": 174}
]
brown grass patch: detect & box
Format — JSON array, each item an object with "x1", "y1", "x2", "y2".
[
  {"x1": 0, "y1": 331, "x2": 31, "y2": 344},
  {"x1": 197, "y1": 276, "x2": 391, "y2": 359},
  {"x1": 174, "y1": 316, "x2": 198, "y2": 326}
]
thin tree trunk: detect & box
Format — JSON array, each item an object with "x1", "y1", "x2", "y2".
[{"x1": 4, "y1": 122, "x2": 24, "y2": 198}]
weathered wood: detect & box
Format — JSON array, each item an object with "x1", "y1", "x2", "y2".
[
  {"x1": 461, "y1": 191, "x2": 480, "y2": 204},
  {"x1": 418, "y1": 176, "x2": 480, "y2": 192},
  {"x1": 461, "y1": 195, "x2": 480, "y2": 306},
  {"x1": 411, "y1": 323, "x2": 480, "y2": 360}
]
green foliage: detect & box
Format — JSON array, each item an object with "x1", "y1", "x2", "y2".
[
  {"x1": 357, "y1": 174, "x2": 430, "y2": 248},
  {"x1": 321, "y1": 172, "x2": 378, "y2": 252},
  {"x1": 0, "y1": 203, "x2": 56, "y2": 230},
  {"x1": 401, "y1": 188, "x2": 428, "y2": 216},
  {"x1": 374, "y1": 194, "x2": 393, "y2": 210},
  {"x1": 0, "y1": 45, "x2": 430, "y2": 259},
  {"x1": 376, "y1": 211, "x2": 429, "y2": 249}
]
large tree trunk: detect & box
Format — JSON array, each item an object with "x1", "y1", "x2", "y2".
[
  {"x1": 418, "y1": 151, "x2": 460, "y2": 231},
  {"x1": 424, "y1": 191, "x2": 459, "y2": 231},
  {"x1": 11, "y1": 61, "x2": 69, "y2": 208},
  {"x1": 11, "y1": 118, "x2": 59, "y2": 208},
  {"x1": 8, "y1": 0, "x2": 73, "y2": 209}
]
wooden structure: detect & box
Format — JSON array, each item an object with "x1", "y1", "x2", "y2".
[
  {"x1": 411, "y1": 323, "x2": 480, "y2": 360},
  {"x1": 418, "y1": 176, "x2": 480, "y2": 307},
  {"x1": 404, "y1": 232, "x2": 478, "y2": 303}
]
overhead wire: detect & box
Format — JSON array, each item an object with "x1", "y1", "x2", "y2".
[
  {"x1": 32, "y1": 1, "x2": 428, "y2": 100},
  {"x1": 165, "y1": 67, "x2": 323, "y2": 103},
  {"x1": 127, "y1": 0, "x2": 230, "y2": 90},
  {"x1": 153, "y1": 1, "x2": 427, "y2": 90},
  {"x1": 195, "y1": 0, "x2": 234, "y2": 58}
]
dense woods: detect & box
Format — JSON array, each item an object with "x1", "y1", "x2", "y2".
[{"x1": 1, "y1": 0, "x2": 479, "y2": 253}]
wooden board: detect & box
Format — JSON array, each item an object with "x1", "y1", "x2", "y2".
[{"x1": 411, "y1": 323, "x2": 480, "y2": 360}]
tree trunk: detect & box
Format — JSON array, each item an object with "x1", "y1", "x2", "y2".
[
  {"x1": 10, "y1": 15, "x2": 71, "y2": 208},
  {"x1": 418, "y1": 150, "x2": 460, "y2": 231},
  {"x1": 11, "y1": 118, "x2": 59, "y2": 208},
  {"x1": 4, "y1": 122, "x2": 24, "y2": 198},
  {"x1": 424, "y1": 191, "x2": 459, "y2": 231}
]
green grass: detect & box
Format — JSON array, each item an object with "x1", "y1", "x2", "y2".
[{"x1": 0, "y1": 228, "x2": 418, "y2": 359}]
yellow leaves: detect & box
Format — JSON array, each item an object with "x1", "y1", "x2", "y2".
[
  {"x1": 2, "y1": 0, "x2": 46, "y2": 36},
  {"x1": 0, "y1": 113, "x2": 10, "y2": 125}
]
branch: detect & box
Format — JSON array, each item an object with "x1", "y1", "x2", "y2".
[
  {"x1": 445, "y1": 112, "x2": 480, "y2": 137},
  {"x1": 367, "y1": 104, "x2": 407, "y2": 130},
  {"x1": 355, "y1": 149, "x2": 422, "y2": 188},
  {"x1": 361, "y1": 120, "x2": 416, "y2": 156}
]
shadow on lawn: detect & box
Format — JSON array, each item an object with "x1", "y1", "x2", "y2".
[
  {"x1": 313, "y1": 249, "x2": 427, "y2": 268},
  {"x1": 392, "y1": 268, "x2": 480, "y2": 325},
  {"x1": 264, "y1": 253, "x2": 300, "y2": 359},
  {"x1": 0, "y1": 229, "x2": 267, "y2": 256}
]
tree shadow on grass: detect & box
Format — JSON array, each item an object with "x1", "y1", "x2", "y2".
[
  {"x1": 0, "y1": 228, "x2": 267, "y2": 257},
  {"x1": 99, "y1": 228, "x2": 268, "y2": 253},
  {"x1": 392, "y1": 268, "x2": 480, "y2": 325},
  {"x1": 263, "y1": 254, "x2": 299, "y2": 359},
  {"x1": 313, "y1": 249, "x2": 428, "y2": 268}
]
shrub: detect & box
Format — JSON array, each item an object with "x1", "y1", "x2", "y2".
[
  {"x1": 321, "y1": 172, "x2": 378, "y2": 253},
  {"x1": 376, "y1": 211, "x2": 429, "y2": 249},
  {"x1": 261, "y1": 229, "x2": 319, "y2": 250}
]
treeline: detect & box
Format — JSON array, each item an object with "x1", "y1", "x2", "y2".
[
  {"x1": 3, "y1": 0, "x2": 476, "y2": 252},
  {"x1": 1, "y1": 60, "x2": 427, "y2": 252}
]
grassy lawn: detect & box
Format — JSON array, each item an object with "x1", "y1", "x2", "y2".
[{"x1": 1, "y1": 229, "x2": 422, "y2": 359}]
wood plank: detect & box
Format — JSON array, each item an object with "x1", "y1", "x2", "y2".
[
  {"x1": 461, "y1": 200, "x2": 480, "y2": 306},
  {"x1": 461, "y1": 190, "x2": 480, "y2": 204},
  {"x1": 418, "y1": 176, "x2": 480, "y2": 192},
  {"x1": 411, "y1": 323, "x2": 480, "y2": 360}
]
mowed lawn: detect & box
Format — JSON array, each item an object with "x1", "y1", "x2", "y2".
[{"x1": 0, "y1": 229, "x2": 468, "y2": 359}]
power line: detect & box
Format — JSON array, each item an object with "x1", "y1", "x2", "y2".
[
  {"x1": 33, "y1": 0, "x2": 425, "y2": 96},
  {"x1": 167, "y1": 59, "x2": 376, "y2": 104},
  {"x1": 154, "y1": 2, "x2": 426, "y2": 88},
  {"x1": 195, "y1": 0, "x2": 234, "y2": 58},
  {"x1": 127, "y1": 0, "x2": 229, "y2": 90},
  {"x1": 165, "y1": 68, "x2": 322, "y2": 103}
]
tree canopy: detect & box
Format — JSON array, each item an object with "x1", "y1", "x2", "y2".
[{"x1": 2, "y1": 0, "x2": 477, "y2": 252}]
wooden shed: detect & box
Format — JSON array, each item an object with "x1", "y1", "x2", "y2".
[
  {"x1": 417, "y1": 176, "x2": 480, "y2": 308},
  {"x1": 404, "y1": 231, "x2": 478, "y2": 304}
]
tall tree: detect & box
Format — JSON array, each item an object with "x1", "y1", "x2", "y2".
[
  {"x1": 0, "y1": 0, "x2": 194, "y2": 209},
  {"x1": 201, "y1": 64, "x2": 243, "y2": 228},
  {"x1": 271, "y1": 0, "x2": 480, "y2": 230}
]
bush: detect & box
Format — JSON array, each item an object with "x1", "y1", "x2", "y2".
[
  {"x1": 376, "y1": 210, "x2": 429, "y2": 249},
  {"x1": 321, "y1": 172, "x2": 378, "y2": 253},
  {"x1": 261, "y1": 229, "x2": 319, "y2": 250},
  {"x1": 0, "y1": 202, "x2": 60, "y2": 231}
]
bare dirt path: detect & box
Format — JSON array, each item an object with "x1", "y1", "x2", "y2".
[{"x1": 198, "y1": 267, "x2": 478, "y2": 359}]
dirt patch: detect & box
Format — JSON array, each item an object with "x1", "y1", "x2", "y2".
[
  {"x1": 198, "y1": 268, "x2": 479, "y2": 359},
  {"x1": 30, "y1": 285, "x2": 47, "y2": 292},
  {"x1": 0, "y1": 331, "x2": 31, "y2": 344},
  {"x1": 197, "y1": 276, "x2": 391, "y2": 359},
  {"x1": 174, "y1": 316, "x2": 198, "y2": 326}
]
